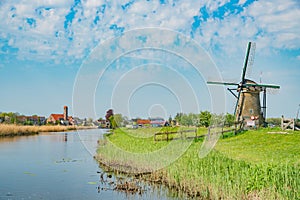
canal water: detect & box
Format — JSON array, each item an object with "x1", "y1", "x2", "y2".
[{"x1": 0, "y1": 129, "x2": 179, "y2": 200}]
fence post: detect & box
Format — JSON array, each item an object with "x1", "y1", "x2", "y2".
[
  {"x1": 281, "y1": 115, "x2": 284, "y2": 130},
  {"x1": 221, "y1": 126, "x2": 224, "y2": 138}
]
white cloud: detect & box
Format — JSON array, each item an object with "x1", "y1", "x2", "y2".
[
  {"x1": 83, "y1": 0, "x2": 106, "y2": 8},
  {"x1": 206, "y1": 0, "x2": 230, "y2": 12},
  {"x1": 238, "y1": 0, "x2": 247, "y2": 5},
  {"x1": 0, "y1": 0, "x2": 299, "y2": 65},
  {"x1": 192, "y1": 0, "x2": 300, "y2": 62},
  {"x1": 246, "y1": 0, "x2": 300, "y2": 49}
]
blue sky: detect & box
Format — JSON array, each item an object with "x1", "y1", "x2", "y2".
[{"x1": 0, "y1": 0, "x2": 299, "y2": 119}]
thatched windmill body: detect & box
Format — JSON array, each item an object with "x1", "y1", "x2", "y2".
[{"x1": 208, "y1": 42, "x2": 280, "y2": 127}]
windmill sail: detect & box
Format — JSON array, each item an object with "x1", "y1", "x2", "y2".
[
  {"x1": 246, "y1": 42, "x2": 256, "y2": 77},
  {"x1": 244, "y1": 83, "x2": 280, "y2": 89},
  {"x1": 206, "y1": 81, "x2": 239, "y2": 86},
  {"x1": 241, "y1": 42, "x2": 253, "y2": 83}
]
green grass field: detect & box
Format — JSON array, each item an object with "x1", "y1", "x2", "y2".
[
  {"x1": 216, "y1": 128, "x2": 300, "y2": 165},
  {"x1": 96, "y1": 127, "x2": 300, "y2": 199}
]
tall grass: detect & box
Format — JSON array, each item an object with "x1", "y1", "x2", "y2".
[
  {"x1": 96, "y1": 128, "x2": 300, "y2": 199},
  {"x1": 0, "y1": 124, "x2": 94, "y2": 136},
  {"x1": 151, "y1": 144, "x2": 299, "y2": 199}
]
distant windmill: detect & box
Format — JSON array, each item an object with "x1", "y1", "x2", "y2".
[{"x1": 207, "y1": 42, "x2": 280, "y2": 127}]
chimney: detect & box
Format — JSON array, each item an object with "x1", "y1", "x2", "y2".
[{"x1": 64, "y1": 106, "x2": 68, "y2": 120}]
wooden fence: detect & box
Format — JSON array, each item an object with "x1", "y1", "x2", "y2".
[
  {"x1": 208, "y1": 126, "x2": 237, "y2": 138},
  {"x1": 154, "y1": 129, "x2": 198, "y2": 141},
  {"x1": 154, "y1": 127, "x2": 237, "y2": 141},
  {"x1": 281, "y1": 115, "x2": 295, "y2": 131}
]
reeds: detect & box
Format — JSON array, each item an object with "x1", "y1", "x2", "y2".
[
  {"x1": 0, "y1": 124, "x2": 93, "y2": 136},
  {"x1": 151, "y1": 148, "x2": 299, "y2": 199}
]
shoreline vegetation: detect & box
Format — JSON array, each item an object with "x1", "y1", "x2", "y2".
[
  {"x1": 0, "y1": 124, "x2": 97, "y2": 137},
  {"x1": 96, "y1": 127, "x2": 300, "y2": 199}
]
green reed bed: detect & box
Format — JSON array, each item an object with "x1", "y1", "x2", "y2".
[
  {"x1": 96, "y1": 127, "x2": 300, "y2": 199},
  {"x1": 157, "y1": 143, "x2": 299, "y2": 199}
]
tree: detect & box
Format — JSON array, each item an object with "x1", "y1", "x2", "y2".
[
  {"x1": 168, "y1": 115, "x2": 172, "y2": 123},
  {"x1": 10, "y1": 116, "x2": 16, "y2": 124},
  {"x1": 180, "y1": 114, "x2": 190, "y2": 126},
  {"x1": 0, "y1": 112, "x2": 16, "y2": 124},
  {"x1": 109, "y1": 115, "x2": 117, "y2": 129},
  {"x1": 105, "y1": 109, "x2": 113, "y2": 120},
  {"x1": 114, "y1": 114, "x2": 123, "y2": 127},
  {"x1": 210, "y1": 113, "x2": 224, "y2": 126},
  {"x1": 122, "y1": 116, "x2": 129, "y2": 125},
  {"x1": 189, "y1": 113, "x2": 199, "y2": 126},
  {"x1": 266, "y1": 118, "x2": 281, "y2": 127},
  {"x1": 105, "y1": 109, "x2": 116, "y2": 129},
  {"x1": 199, "y1": 111, "x2": 212, "y2": 127},
  {"x1": 174, "y1": 113, "x2": 183, "y2": 125},
  {"x1": 224, "y1": 113, "x2": 235, "y2": 127}
]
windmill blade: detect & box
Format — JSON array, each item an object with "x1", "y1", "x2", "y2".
[
  {"x1": 207, "y1": 80, "x2": 242, "y2": 119},
  {"x1": 241, "y1": 42, "x2": 254, "y2": 83},
  {"x1": 244, "y1": 83, "x2": 280, "y2": 89},
  {"x1": 246, "y1": 42, "x2": 256, "y2": 78},
  {"x1": 234, "y1": 87, "x2": 243, "y2": 122},
  {"x1": 267, "y1": 88, "x2": 280, "y2": 95},
  {"x1": 207, "y1": 81, "x2": 239, "y2": 86}
]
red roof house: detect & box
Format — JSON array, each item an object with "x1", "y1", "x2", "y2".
[{"x1": 47, "y1": 106, "x2": 74, "y2": 125}]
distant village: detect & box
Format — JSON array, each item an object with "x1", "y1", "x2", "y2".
[
  {"x1": 0, "y1": 106, "x2": 89, "y2": 126},
  {"x1": 0, "y1": 106, "x2": 173, "y2": 129}
]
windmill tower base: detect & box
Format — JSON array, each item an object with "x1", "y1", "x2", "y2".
[{"x1": 235, "y1": 80, "x2": 265, "y2": 128}]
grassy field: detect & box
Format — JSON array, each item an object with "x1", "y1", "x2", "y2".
[
  {"x1": 96, "y1": 127, "x2": 198, "y2": 173},
  {"x1": 0, "y1": 124, "x2": 96, "y2": 137},
  {"x1": 96, "y1": 127, "x2": 300, "y2": 199},
  {"x1": 216, "y1": 128, "x2": 300, "y2": 165}
]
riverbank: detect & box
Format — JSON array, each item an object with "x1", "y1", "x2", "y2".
[
  {"x1": 96, "y1": 127, "x2": 300, "y2": 199},
  {"x1": 0, "y1": 124, "x2": 97, "y2": 137}
]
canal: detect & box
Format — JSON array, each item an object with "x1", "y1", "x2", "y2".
[{"x1": 0, "y1": 129, "x2": 179, "y2": 200}]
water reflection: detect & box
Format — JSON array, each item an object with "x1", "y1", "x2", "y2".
[{"x1": 64, "y1": 133, "x2": 68, "y2": 142}]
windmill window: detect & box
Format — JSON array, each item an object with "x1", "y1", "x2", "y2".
[{"x1": 249, "y1": 109, "x2": 253, "y2": 114}]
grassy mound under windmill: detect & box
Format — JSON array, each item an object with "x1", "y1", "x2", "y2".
[{"x1": 96, "y1": 127, "x2": 299, "y2": 199}]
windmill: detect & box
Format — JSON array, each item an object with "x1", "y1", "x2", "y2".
[{"x1": 207, "y1": 42, "x2": 280, "y2": 127}]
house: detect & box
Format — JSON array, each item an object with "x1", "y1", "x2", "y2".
[
  {"x1": 47, "y1": 106, "x2": 74, "y2": 125},
  {"x1": 72, "y1": 117, "x2": 84, "y2": 126},
  {"x1": 137, "y1": 119, "x2": 151, "y2": 127},
  {"x1": 134, "y1": 118, "x2": 167, "y2": 127},
  {"x1": 97, "y1": 119, "x2": 110, "y2": 128},
  {"x1": 16, "y1": 115, "x2": 46, "y2": 125},
  {"x1": 150, "y1": 117, "x2": 166, "y2": 127}
]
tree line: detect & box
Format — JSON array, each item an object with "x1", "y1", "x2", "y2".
[
  {"x1": 104, "y1": 110, "x2": 237, "y2": 128},
  {"x1": 173, "y1": 111, "x2": 235, "y2": 127}
]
